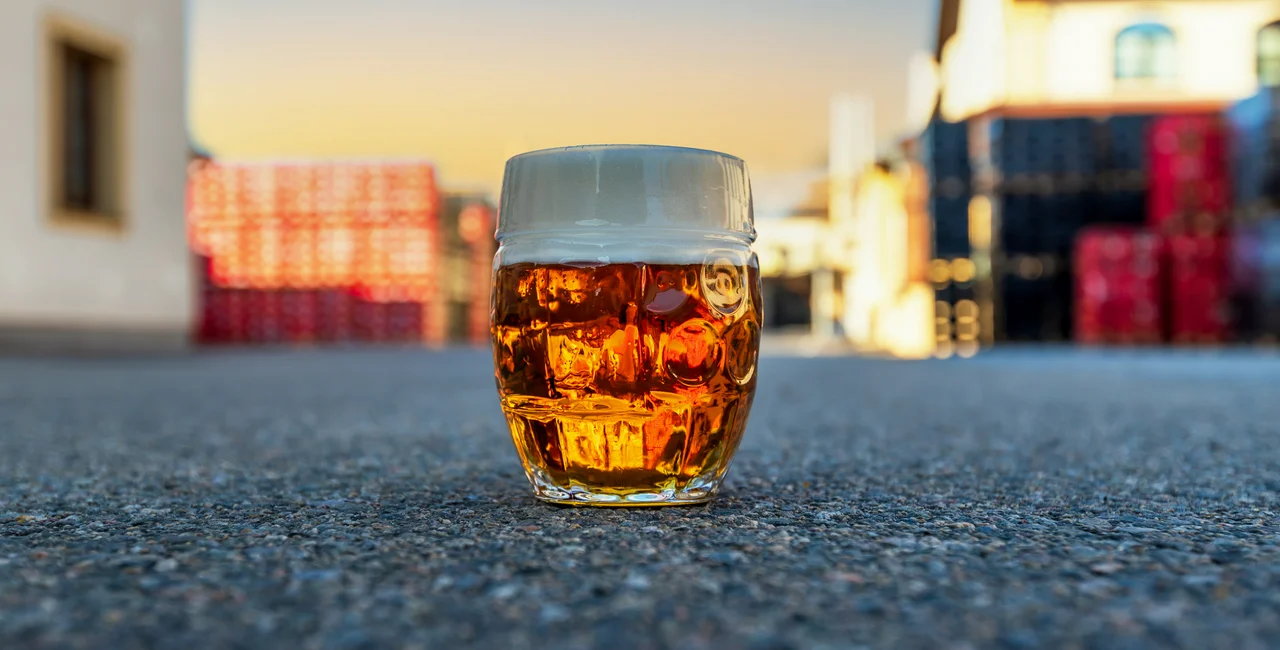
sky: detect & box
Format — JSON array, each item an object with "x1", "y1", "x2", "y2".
[{"x1": 188, "y1": 0, "x2": 936, "y2": 213}]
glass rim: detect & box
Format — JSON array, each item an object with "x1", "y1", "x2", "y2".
[{"x1": 504, "y1": 143, "x2": 746, "y2": 166}]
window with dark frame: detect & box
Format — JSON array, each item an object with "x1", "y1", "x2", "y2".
[
  {"x1": 1115, "y1": 23, "x2": 1177, "y2": 81},
  {"x1": 1260, "y1": 21, "x2": 1280, "y2": 87},
  {"x1": 61, "y1": 43, "x2": 100, "y2": 211},
  {"x1": 51, "y1": 31, "x2": 120, "y2": 223}
]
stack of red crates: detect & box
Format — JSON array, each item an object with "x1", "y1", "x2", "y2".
[
  {"x1": 188, "y1": 161, "x2": 440, "y2": 346},
  {"x1": 1075, "y1": 227, "x2": 1163, "y2": 344},
  {"x1": 1148, "y1": 115, "x2": 1231, "y2": 235},
  {"x1": 315, "y1": 289, "x2": 354, "y2": 342},
  {"x1": 1148, "y1": 115, "x2": 1234, "y2": 344},
  {"x1": 1165, "y1": 235, "x2": 1232, "y2": 344},
  {"x1": 459, "y1": 202, "x2": 497, "y2": 344}
]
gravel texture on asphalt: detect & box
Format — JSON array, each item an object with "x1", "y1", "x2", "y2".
[{"x1": 4, "y1": 347, "x2": 1280, "y2": 650}]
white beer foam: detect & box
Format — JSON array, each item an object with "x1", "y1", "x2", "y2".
[
  {"x1": 498, "y1": 145, "x2": 753, "y2": 239},
  {"x1": 496, "y1": 236, "x2": 755, "y2": 266}
]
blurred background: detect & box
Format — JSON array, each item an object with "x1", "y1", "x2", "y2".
[{"x1": 3, "y1": 0, "x2": 1280, "y2": 358}]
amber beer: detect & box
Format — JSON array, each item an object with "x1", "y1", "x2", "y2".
[{"x1": 492, "y1": 256, "x2": 761, "y2": 504}]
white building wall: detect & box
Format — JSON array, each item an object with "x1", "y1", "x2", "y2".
[
  {"x1": 0, "y1": 0, "x2": 191, "y2": 345},
  {"x1": 943, "y1": 0, "x2": 1280, "y2": 121},
  {"x1": 941, "y1": 0, "x2": 1008, "y2": 121}
]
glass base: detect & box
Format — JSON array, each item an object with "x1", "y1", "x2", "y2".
[{"x1": 526, "y1": 467, "x2": 721, "y2": 507}]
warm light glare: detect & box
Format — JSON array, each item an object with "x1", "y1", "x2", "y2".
[
  {"x1": 935, "y1": 300, "x2": 952, "y2": 320},
  {"x1": 930, "y1": 259, "x2": 953, "y2": 285},
  {"x1": 844, "y1": 163, "x2": 936, "y2": 359},
  {"x1": 935, "y1": 339, "x2": 955, "y2": 359},
  {"x1": 968, "y1": 195, "x2": 992, "y2": 250},
  {"x1": 1017, "y1": 256, "x2": 1045, "y2": 280},
  {"x1": 905, "y1": 52, "x2": 941, "y2": 136}
]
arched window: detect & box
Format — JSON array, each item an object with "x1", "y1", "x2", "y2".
[
  {"x1": 1115, "y1": 23, "x2": 1176, "y2": 81},
  {"x1": 1259, "y1": 21, "x2": 1280, "y2": 87}
]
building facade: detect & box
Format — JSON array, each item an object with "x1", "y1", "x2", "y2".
[
  {"x1": 0, "y1": 0, "x2": 191, "y2": 352},
  {"x1": 939, "y1": 0, "x2": 1280, "y2": 121}
]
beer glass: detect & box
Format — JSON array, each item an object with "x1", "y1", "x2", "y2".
[{"x1": 491, "y1": 145, "x2": 761, "y2": 506}]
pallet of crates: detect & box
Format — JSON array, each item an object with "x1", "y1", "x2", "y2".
[
  {"x1": 925, "y1": 196, "x2": 983, "y2": 358},
  {"x1": 187, "y1": 160, "x2": 443, "y2": 348},
  {"x1": 188, "y1": 164, "x2": 260, "y2": 345},
  {"x1": 1148, "y1": 114, "x2": 1231, "y2": 236},
  {"x1": 1164, "y1": 234, "x2": 1232, "y2": 345},
  {"x1": 437, "y1": 194, "x2": 499, "y2": 345},
  {"x1": 1262, "y1": 221, "x2": 1280, "y2": 344},
  {"x1": 386, "y1": 297, "x2": 427, "y2": 343},
  {"x1": 969, "y1": 115, "x2": 1092, "y2": 344},
  {"x1": 924, "y1": 119, "x2": 973, "y2": 257},
  {"x1": 921, "y1": 118, "x2": 984, "y2": 357},
  {"x1": 193, "y1": 254, "x2": 220, "y2": 344},
  {"x1": 920, "y1": 118, "x2": 971, "y2": 206},
  {"x1": 188, "y1": 167, "x2": 226, "y2": 345},
  {"x1": 351, "y1": 289, "x2": 392, "y2": 343},
  {"x1": 1094, "y1": 114, "x2": 1153, "y2": 226},
  {"x1": 346, "y1": 162, "x2": 441, "y2": 346},
  {"x1": 1227, "y1": 89, "x2": 1280, "y2": 345},
  {"x1": 461, "y1": 202, "x2": 498, "y2": 345},
  {"x1": 930, "y1": 256, "x2": 981, "y2": 359},
  {"x1": 315, "y1": 289, "x2": 355, "y2": 343},
  {"x1": 1148, "y1": 114, "x2": 1234, "y2": 345},
  {"x1": 999, "y1": 251, "x2": 1072, "y2": 343},
  {"x1": 1226, "y1": 89, "x2": 1280, "y2": 221},
  {"x1": 279, "y1": 289, "x2": 319, "y2": 345},
  {"x1": 1230, "y1": 217, "x2": 1280, "y2": 346},
  {"x1": 1074, "y1": 226, "x2": 1163, "y2": 345}
]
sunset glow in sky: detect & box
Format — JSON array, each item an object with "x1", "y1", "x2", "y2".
[{"x1": 188, "y1": 0, "x2": 934, "y2": 205}]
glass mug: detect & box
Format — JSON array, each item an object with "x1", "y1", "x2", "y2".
[{"x1": 490, "y1": 145, "x2": 762, "y2": 506}]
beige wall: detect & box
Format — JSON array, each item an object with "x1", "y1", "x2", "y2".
[
  {"x1": 0, "y1": 0, "x2": 191, "y2": 340},
  {"x1": 942, "y1": 0, "x2": 1280, "y2": 120}
]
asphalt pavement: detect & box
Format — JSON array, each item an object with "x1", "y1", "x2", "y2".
[{"x1": 4, "y1": 346, "x2": 1280, "y2": 649}]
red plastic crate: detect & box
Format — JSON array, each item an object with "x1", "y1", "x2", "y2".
[
  {"x1": 1074, "y1": 227, "x2": 1163, "y2": 344},
  {"x1": 198, "y1": 289, "x2": 251, "y2": 345},
  {"x1": 244, "y1": 290, "x2": 283, "y2": 344},
  {"x1": 385, "y1": 302, "x2": 425, "y2": 342},
  {"x1": 1148, "y1": 115, "x2": 1232, "y2": 235},
  {"x1": 316, "y1": 289, "x2": 355, "y2": 342},
  {"x1": 280, "y1": 290, "x2": 320, "y2": 344},
  {"x1": 197, "y1": 288, "x2": 227, "y2": 344},
  {"x1": 352, "y1": 298, "x2": 390, "y2": 342},
  {"x1": 1165, "y1": 234, "x2": 1232, "y2": 344}
]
